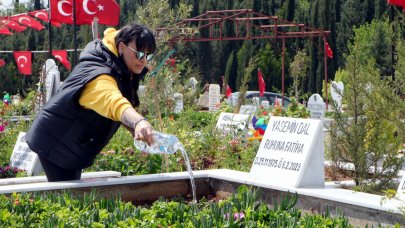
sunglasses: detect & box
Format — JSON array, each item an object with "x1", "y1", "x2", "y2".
[{"x1": 126, "y1": 44, "x2": 154, "y2": 61}]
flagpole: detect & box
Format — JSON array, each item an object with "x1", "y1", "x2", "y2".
[
  {"x1": 48, "y1": 0, "x2": 52, "y2": 58},
  {"x1": 73, "y1": 0, "x2": 78, "y2": 66}
]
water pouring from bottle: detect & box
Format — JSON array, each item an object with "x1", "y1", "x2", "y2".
[{"x1": 134, "y1": 131, "x2": 197, "y2": 203}]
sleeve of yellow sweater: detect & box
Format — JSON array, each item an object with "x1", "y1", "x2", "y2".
[{"x1": 79, "y1": 75, "x2": 133, "y2": 122}]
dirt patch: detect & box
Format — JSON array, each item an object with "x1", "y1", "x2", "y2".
[{"x1": 324, "y1": 165, "x2": 354, "y2": 182}]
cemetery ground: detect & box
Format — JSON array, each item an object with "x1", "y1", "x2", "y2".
[{"x1": 0, "y1": 91, "x2": 405, "y2": 226}]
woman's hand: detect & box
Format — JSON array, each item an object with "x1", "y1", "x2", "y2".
[{"x1": 134, "y1": 119, "x2": 154, "y2": 146}]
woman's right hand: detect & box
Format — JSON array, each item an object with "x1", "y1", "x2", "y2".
[{"x1": 134, "y1": 119, "x2": 154, "y2": 146}]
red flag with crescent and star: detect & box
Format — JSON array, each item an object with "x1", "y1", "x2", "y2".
[
  {"x1": 50, "y1": 0, "x2": 74, "y2": 24},
  {"x1": 13, "y1": 51, "x2": 32, "y2": 75},
  {"x1": 76, "y1": 0, "x2": 120, "y2": 26},
  {"x1": 52, "y1": 50, "x2": 71, "y2": 70},
  {"x1": 0, "y1": 26, "x2": 12, "y2": 35},
  {"x1": 1, "y1": 19, "x2": 26, "y2": 32},
  {"x1": 50, "y1": 0, "x2": 120, "y2": 26},
  {"x1": 29, "y1": 10, "x2": 61, "y2": 27},
  {"x1": 9, "y1": 15, "x2": 45, "y2": 31}
]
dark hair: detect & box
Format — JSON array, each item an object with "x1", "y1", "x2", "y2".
[
  {"x1": 115, "y1": 23, "x2": 155, "y2": 108},
  {"x1": 115, "y1": 23, "x2": 156, "y2": 53}
]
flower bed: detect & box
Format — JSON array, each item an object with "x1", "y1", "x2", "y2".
[{"x1": 0, "y1": 186, "x2": 355, "y2": 227}]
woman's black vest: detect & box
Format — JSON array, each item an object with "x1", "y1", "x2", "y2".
[{"x1": 26, "y1": 39, "x2": 139, "y2": 170}]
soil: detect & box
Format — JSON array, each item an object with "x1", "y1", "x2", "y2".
[{"x1": 324, "y1": 165, "x2": 354, "y2": 182}]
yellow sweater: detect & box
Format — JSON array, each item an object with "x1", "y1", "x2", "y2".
[{"x1": 78, "y1": 28, "x2": 132, "y2": 122}]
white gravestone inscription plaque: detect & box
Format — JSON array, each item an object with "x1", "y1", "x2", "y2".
[
  {"x1": 250, "y1": 116, "x2": 324, "y2": 188},
  {"x1": 10, "y1": 132, "x2": 43, "y2": 176}
]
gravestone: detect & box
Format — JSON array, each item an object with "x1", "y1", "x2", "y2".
[
  {"x1": 331, "y1": 81, "x2": 344, "y2": 111},
  {"x1": 138, "y1": 85, "x2": 146, "y2": 97},
  {"x1": 10, "y1": 132, "x2": 43, "y2": 176},
  {"x1": 252, "y1": 97, "x2": 260, "y2": 106},
  {"x1": 250, "y1": 116, "x2": 324, "y2": 187},
  {"x1": 45, "y1": 59, "x2": 61, "y2": 103},
  {"x1": 307, "y1": 94, "x2": 325, "y2": 121},
  {"x1": 173, "y1": 93, "x2": 183, "y2": 113},
  {"x1": 239, "y1": 105, "x2": 257, "y2": 115},
  {"x1": 397, "y1": 175, "x2": 405, "y2": 201},
  {"x1": 261, "y1": 100, "x2": 270, "y2": 109},
  {"x1": 187, "y1": 77, "x2": 198, "y2": 91},
  {"x1": 216, "y1": 112, "x2": 249, "y2": 133},
  {"x1": 209, "y1": 84, "x2": 221, "y2": 112}
]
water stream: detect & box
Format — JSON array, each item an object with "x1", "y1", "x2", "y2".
[{"x1": 175, "y1": 144, "x2": 197, "y2": 204}]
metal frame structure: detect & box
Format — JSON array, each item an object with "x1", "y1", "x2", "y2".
[{"x1": 157, "y1": 9, "x2": 331, "y2": 107}]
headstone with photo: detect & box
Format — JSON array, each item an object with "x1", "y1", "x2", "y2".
[
  {"x1": 216, "y1": 112, "x2": 249, "y2": 133},
  {"x1": 330, "y1": 81, "x2": 344, "y2": 111},
  {"x1": 173, "y1": 92, "x2": 183, "y2": 113},
  {"x1": 250, "y1": 116, "x2": 324, "y2": 188},
  {"x1": 307, "y1": 94, "x2": 325, "y2": 121},
  {"x1": 397, "y1": 175, "x2": 405, "y2": 201},
  {"x1": 10, "y1": 132, "x2": 43, "y2": 176},
  {"x1": 45, "y1": 59, "x2": 61, "y2": 103},
  {"x1": 209, "y1": 84, "x2": 221, "y2": 112}
]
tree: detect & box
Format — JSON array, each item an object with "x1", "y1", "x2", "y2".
[
  {"x1": 328, "y1": 27, "x2": 403, "y2": 191},
  {"x1": 290, "y1": 50, "x2": 309, "y2": 100}
]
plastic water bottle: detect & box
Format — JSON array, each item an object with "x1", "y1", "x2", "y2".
[{"x1": 134, "y1": 131, "x2": 183, "y2": 154}]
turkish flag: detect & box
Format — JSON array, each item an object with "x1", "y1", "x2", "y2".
[
  {"x1": 52, "y1": 50, "x2": 71, "y2": 70},
  {"x1": 226, "y1": 84, "x2": 232, "y2": 98},
  {"x1": 0, "y1": 25, "x2": 13, "y2": 35},
  {"x1": 2, "y1": 19, "x2": 26, "y2": 32},
  {"x1": 14, "y1": 51, "x2": 32, "y2": 75},
  {"x1": 325, "y1": 41, "x2": 333, "y2": 59},
  {"x1": 0, "y1": 59, "x2": 5, "y2": 67},
  {"x1": 76, "y1": 0, "x2": 120, "y2": 26},
  {"x1": 9, "y1": 15, "x2": 45, "y2": 31},
  {"x1": 258, "y1": 68, "x2": 266, "y2": 97},
  {"x1": 50, "y1": 0, "x2": 74, "y2": 24},
  {"x1": 388, "y1": 0, "x2": 405, "y2": 7},
  {"x1": 29, "y1": 10, "x2": 62, "y2": 27}
]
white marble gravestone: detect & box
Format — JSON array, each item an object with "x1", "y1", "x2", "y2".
[
  {"x1": 10, "y1": 132, "x2": 43, "y2": 176},
  {"x1": 250, "y1": 116, "x2": 324, "y2": 188},
  {"x1": 45, "y1": 59, "x2": 61, "y2": 103},
  {"x1": 209, "y1": 84, "x2": 221, "y2": 112},
  {"x1": 397, "y1": 175, "x2": 405, "y2": 201},
  {"x1": 331, "y1": 81, "x2": 344, "y2": 111},
  {"x1": 239, "y1": 105, "x2": 257, "y2": 115},
  {"x1": 216, "y1": 112, "x2": 249, "y2": 133},
  {"x1": 261, "y1": 100, "x2": 270, "y2": 109},
  {"x1": 173, "y1": 93, "x2": 183, "y2": 113},
  {"x1": 307, "y1": 94, "x2": 325, "y2": 121}
]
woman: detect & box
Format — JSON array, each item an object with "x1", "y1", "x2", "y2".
[{"x1": 26, "y1": 23, "x2": 156, "y2": 181}]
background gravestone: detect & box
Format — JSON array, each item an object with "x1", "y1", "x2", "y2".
[
  {"x1": 10, "y1": 132, "x2": 43, "y2": 176},
  {"x1": 173, "y1": 92, "x2": 183, "y2": 113},
  {"x1": 208, "y1": 84, "x2": 220, "y2": 112},
  {"x1": 216, "y1": 112, "x2": 249, "y2": 133},
  {"x1": 330, "y1": 81, "x2": 344, "y2": 111},
  {"x1": 45, "y1": 59, "x2": 61, "y2": 103},
  {"x1": 261, "y1": 100, "x2": 270, "y2": 109},
  {"x1": 397, "y1": 175, "x2": 405, "y2": 201},
  {"x1": 307, "y1": 94, "x2": 325, "y2": 121},
  {"x1": 239, "y1": 105, "x2": 257, "y2": 115}
]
